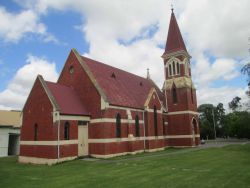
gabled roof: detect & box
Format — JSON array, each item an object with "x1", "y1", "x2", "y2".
[
  {"x1": 164, "y1": 11, "x2": 187, "y2": 55},
  {"x1": 0, "y1": 110, "x2": 21, "y2": 128},
  {"x1": 81, "y1": 56, "x2": 164, "y2": 109},
  {"x1": 46, "y1": 81, "x2": 89, "y2": 116}
]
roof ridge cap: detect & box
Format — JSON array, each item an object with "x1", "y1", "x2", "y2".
[{"x1": 81, "y1": 55, "x2": 152, "y2": 82}]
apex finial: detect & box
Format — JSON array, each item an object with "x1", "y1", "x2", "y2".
[
  {"x1": 171, "y1": 0, "x2": 174, "y2": 13},
  {"x1": 147, "y1": 68, "x2": 150, "y2": 79}
]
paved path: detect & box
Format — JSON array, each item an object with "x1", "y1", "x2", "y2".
[
  {"x1": 200, "y1": 139, "x2": 250, "y2": 148},
  {"x1": 87, "y1": 139, "x2": 250, "y2": 164}
]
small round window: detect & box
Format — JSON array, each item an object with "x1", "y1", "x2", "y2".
[{"x1": 69, "y1": 65, "x2": 74, "y2": 74}]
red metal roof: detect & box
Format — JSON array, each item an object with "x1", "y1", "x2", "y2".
[
  {"x1": 46, "y1": 81, "x2": 89, "y2": 116},
  {"x1": 164, "y1": 11, "x2": 187, "y2": 55},
  {"x1": 81, "y1": 56, "x2": 164, "y2": 109}
]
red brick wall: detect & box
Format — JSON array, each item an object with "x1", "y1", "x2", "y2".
[
  {"x1": 89, "y1": 108, "x2": 146, "y2": 139},
  {"x1": 60, "y1": 144, "x2": 78, "y2": 158},
  {"x1": 163, "y1": 54, "x2": 200, "y2": 147},
  {"x1": 148, "y1": 92, "x2": 162, "y2": 109},
  {"x1": 145, "y1": 111, "x2": 164, "y2": 137},
  {"x1": 21, "y1": 78, "x2": 55, "y2": 141},
  {"x1": 162, "y1": 113, "x2": 168, "y2": 135},
  {"x1": 146, "y1": 139, "x2": 165, "y2": 149},
  {"x1": 20, "y1": 77, "x2": 80, "y2": 158},
  {"x1": 168, "y1": 114, "x2": 193, "y2": 135},
  {"x1": 57, "y1": 51, "x2": 101, "y2": 118},
  {"x1": 20, "y1": 145, "x2": 57, "y2": 159},
  {"x1": 166, "y1": 87, "x2": 197, "y2": 112},
  {"x1": 20, "y1": 144, "x2": 78, "y2": 159},
  {"x1": 195, "y1": 137, "x2": 200, "y2": 145},
  {"x1": 89, "y1": 140, "x2": 145, "y2": 155},
  {"x1": 89, "y1": 122, "x2": 128, "y2": 139},
  {"x1": 169, "y1": 138, "x2": 193, "y2": 146},
  {"x1": 101, "y1": 108, "x2": 127, "y2": 118},
  {"x1": 145, "y1": 92, "x2": 164, "y2": 137},
  {"x1": 59, "y1": 120, "x2": 78, "y2": 140}
]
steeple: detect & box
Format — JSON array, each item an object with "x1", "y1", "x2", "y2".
[
  {"x1": 163, "y1": 10, "x2": 188, "y2": 56},
  {"x1": 161, "y1": 8, "x2": 199, "y2": 147}
]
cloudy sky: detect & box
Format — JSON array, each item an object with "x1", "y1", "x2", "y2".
[{"x1": 0, "y1": 0, "x2": 249, "y2": 110}]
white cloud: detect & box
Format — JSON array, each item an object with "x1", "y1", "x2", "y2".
[
  {"x1": 0, "y1": 55, "x2": 58, "y2": 110},
  {"x1": 2, "y1": 0, "x2": 250, "y2": 110},
  {"x1": 0, "y1": 105, "x2": 11, "y2": 111},
  {"x1": 17, "y1": 0, "x2": 247, "y2": 82},
  {"x1": 178, "y1": 0, "x2": 250, "y2": 58},
  {"x1": 197, "y1": 86, "x2": 247, "y2": 109},
  {"x1": 0, "y1": 6, "x2": 57, "y2": 43},
  {"x1": 192, "y1": 54, "x2": 240, "y2": 86}
]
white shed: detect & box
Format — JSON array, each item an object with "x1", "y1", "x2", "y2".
[{"x1": 0, "y1": 110, "x2": 21, "y2": 157}]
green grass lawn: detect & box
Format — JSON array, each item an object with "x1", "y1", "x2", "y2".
[{"x1": 0, "y1": 144, "x2": 250, "y2": 188}]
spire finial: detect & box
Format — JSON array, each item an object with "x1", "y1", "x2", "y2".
[
  {"x1": 171, "y1": 0, "x2": 174, "y2": 13},
  {"x1": 147, "y1": 68, "x2": 150, "y2": 79}
]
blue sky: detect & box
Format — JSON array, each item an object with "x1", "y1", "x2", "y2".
[
  {"x1": 0, "y1": 0, "x2": 249, "y2": 110},
  {"x1": 0, "y1": 1, "x2": 87, "y2": 90}
]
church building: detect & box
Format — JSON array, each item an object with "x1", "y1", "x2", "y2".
[{"x1": 19, "y1": 10, "x2": 200, "y2": 165}]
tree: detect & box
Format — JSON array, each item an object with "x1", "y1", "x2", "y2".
[
  {"x1": 225, "y1": 111, "x2": 250, "y2": 139},
  {"x1": 215, "y1": 103, "x2": 227, "y2": 137},
  {"x1": 198, "y1": 104, "x2": 214, "y2": 139},
  {"x1": 241, "y1": 60, "x2": 250, "y2": 108},
  {"x1": 228, "y1": 96, "x2": 241, "y2": 111},
  {"x1": 198, "y1": 103, "x2": 227, "y2": 139},
  {"x1": 242, "y1": 62, "x2": 250, "y2": 96},
  {"x1": 241, "y1": 62, "x2": 250, "y2": 84}
]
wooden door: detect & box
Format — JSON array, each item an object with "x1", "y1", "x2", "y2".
[{"x1": 78, "y1": 125, "x2": 88, "y2": 156}]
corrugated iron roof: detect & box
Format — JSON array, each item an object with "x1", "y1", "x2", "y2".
[
  {"x1": 81, "y1": 56, "x2": 164, "y2": 109},
  {"x1": 46, "y1": 81, "x2": 89, "y2": 116},
  {"x1": 0, "y1": 110, "x2": 21, "y2": 128}
]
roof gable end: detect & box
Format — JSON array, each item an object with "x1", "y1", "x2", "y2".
[
  {"x1": 22, "y1": 75, "x2": 60, "y2": 112},
  {"x1": 71, "y1": 49, "x2": 108, "y2": 103}
]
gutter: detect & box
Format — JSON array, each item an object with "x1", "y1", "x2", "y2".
[
  {"x1": 143, "y1": 110, "x2": 146, "y2": 151},
  {"x1": 56, "y1": 112, "x2": 60, "y2": 161}
]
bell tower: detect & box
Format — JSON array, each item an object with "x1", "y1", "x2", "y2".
[{"x1": 162, "y1": 9, "x2": 200, "y2": 146}]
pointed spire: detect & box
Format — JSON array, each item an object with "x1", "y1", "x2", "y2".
[
  {"x1": 164, "y1": 10, "x2": 188, "y2": 55},
  {"x1": 147, "y1": 68, "x2": 150, "y2": 79}
]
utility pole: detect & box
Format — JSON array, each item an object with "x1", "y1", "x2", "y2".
[{"x1": 212, "y1": 108, "x2": 217, "y2": 140}]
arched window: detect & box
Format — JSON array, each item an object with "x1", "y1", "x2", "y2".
[
  {"x1": 34, "y1": 124, "x2": 38, "y2": 141},
  {"x1": 173, "y1": 61, "x2": 176, "y2": 75},
  {"x1": 169, "y1": 64, "x2": 172, "y2": 76},
  {"x1": 168, "y1": 59, "x2": 181, "y2": 76},
  {"x1": 154, "y1": 105, "x2": 158, "y2": 136},
  {"x1": 172, "y1": 86, "x2": 178, "y2": 104},
  {"x1": 177, "y1": 62, "x2": 180, "y2": 74},
  {"x1": 64, "y1": 122, "x2": 70, "y2": 140},
  {"x1": 69, "y1": 65, "x2": 74, "y2": 74},
  {"x1": 135, "y1": 115, "x2": 140, "y2": 137},
  {"x1": 116, "y1": 114, "x2": 121, "y2": 138}
]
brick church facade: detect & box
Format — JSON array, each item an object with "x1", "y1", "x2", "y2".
[{"x1": 19, "y1": 10, "x2": 200, "y2": 165}]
